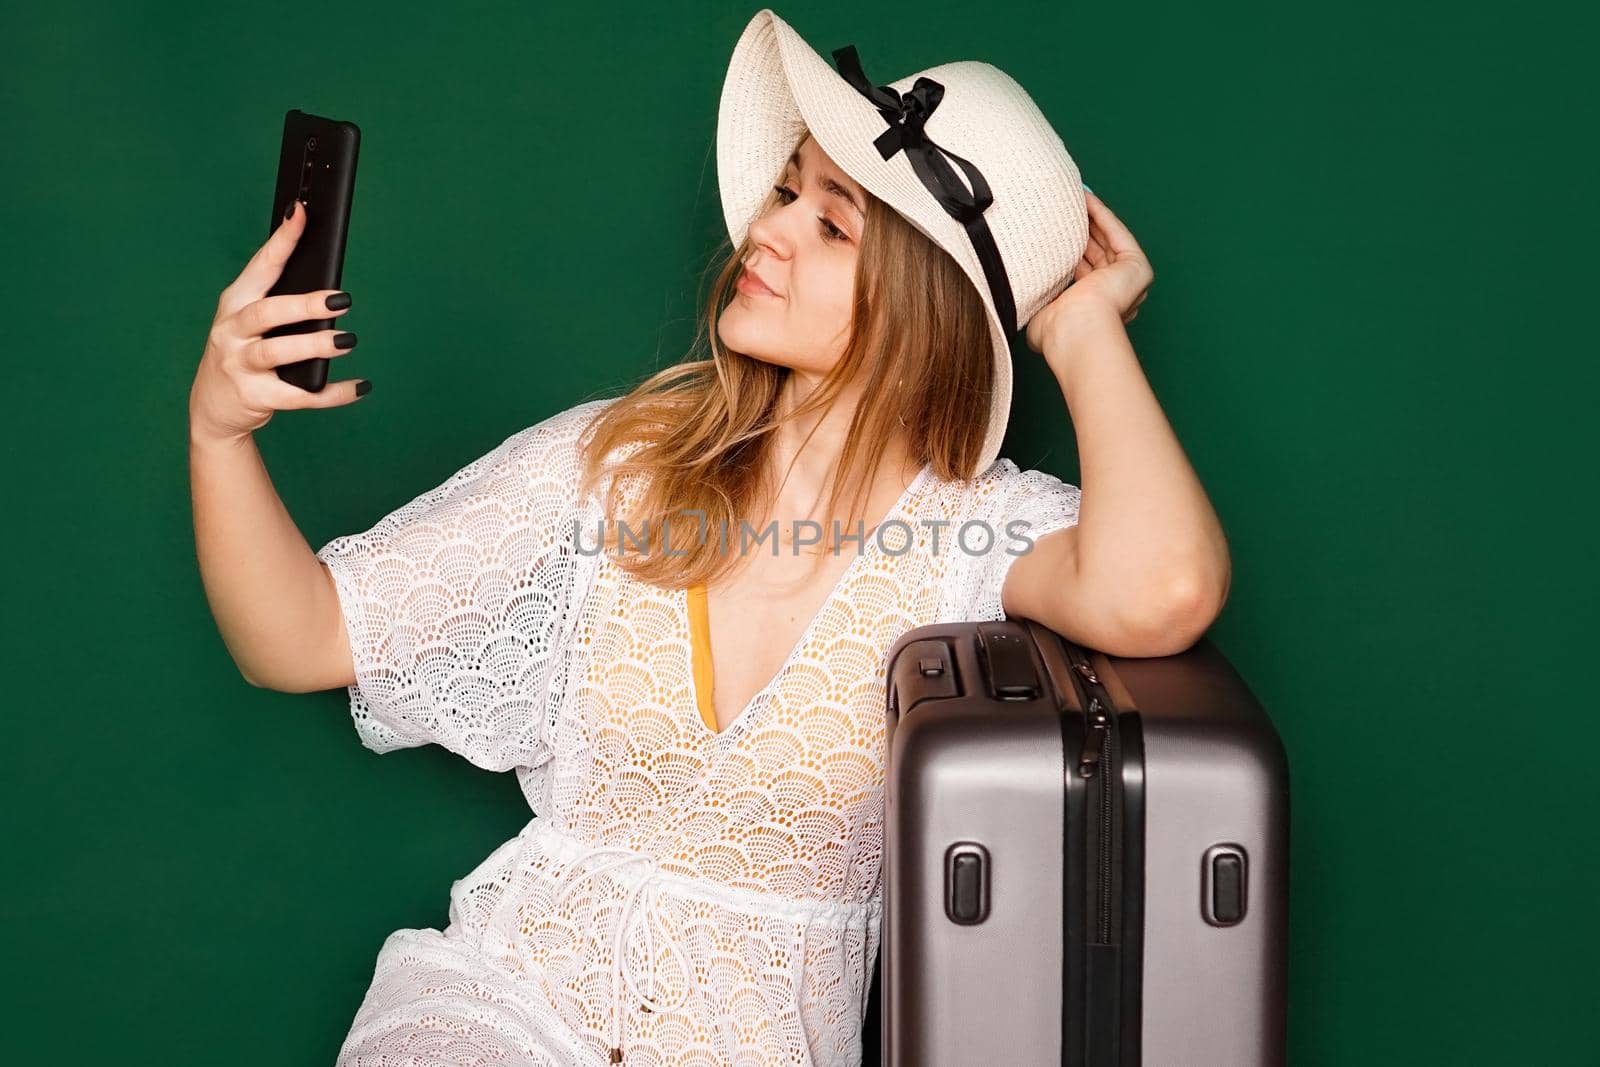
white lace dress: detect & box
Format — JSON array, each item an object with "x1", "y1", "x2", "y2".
[{"x1": 317, "y1": 397, "x2": 1081, "y2": 1066}]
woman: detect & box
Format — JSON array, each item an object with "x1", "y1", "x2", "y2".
[{"x1": 190, "y1": 10, "x2": 1228, "y2": 1065}]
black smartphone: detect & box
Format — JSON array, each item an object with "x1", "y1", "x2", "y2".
[{"x1": 264, "y1": 108, "x2": 361, "y2": 392}]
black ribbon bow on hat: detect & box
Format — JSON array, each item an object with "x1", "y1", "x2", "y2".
[{"x1": 831, "y1": 44, "x2": 1017, "y2": 336}]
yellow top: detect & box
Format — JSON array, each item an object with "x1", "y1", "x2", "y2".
[{"x1": 686, "y1": 582, "x2": 718, "y2": 732}]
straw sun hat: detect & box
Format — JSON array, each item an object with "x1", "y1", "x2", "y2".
[{"x1": 716, "y1": 8, "x2": 1091, "y2": 474}]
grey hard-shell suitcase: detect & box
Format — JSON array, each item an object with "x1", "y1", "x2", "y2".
[{"x1": 861, "y1": 618, "x2": 1289, "y2": 1066}]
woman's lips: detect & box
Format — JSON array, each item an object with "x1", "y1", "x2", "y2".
[{"x1": 736, "y1": 269, "x2": 779, "y2": 298}]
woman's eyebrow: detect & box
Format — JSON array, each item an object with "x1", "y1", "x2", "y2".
[{"x1": 787, "y1": 150, "x2": 865, "y2": 218}]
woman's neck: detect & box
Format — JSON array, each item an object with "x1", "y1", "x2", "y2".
[{"x1": 761, "y1": 372, "x2": 920, "y2": 544}]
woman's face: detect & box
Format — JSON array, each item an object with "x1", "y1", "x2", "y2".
[{"x1": 717, "y1": 136, "x2": 867, "y2": 378}]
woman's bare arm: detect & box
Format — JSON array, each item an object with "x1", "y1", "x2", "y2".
[
  {"x1": 189, "y1": 198, "x2": 370, "y2": 691},
  {"x1": 1008, "y1": 303, "x2": 1230, "y2": 656},
  {"x1": 189, "y1": 429, "x2": 352, "y2": 691},
  {"x1": 1010, "y1": 189, "x2": 1231, "y2": 656}
]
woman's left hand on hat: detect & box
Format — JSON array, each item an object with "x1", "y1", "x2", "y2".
[{"x1": 1025, "y1": 189, "x2": 1155, "y2": 357}]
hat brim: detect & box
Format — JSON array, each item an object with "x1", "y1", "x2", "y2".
[{"x1": 716, "y1": 8, "x2": 1013, "y2": 475}]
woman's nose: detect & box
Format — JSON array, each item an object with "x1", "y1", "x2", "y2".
[{"x1": 748, "y1": 201, "x2": 799, "y2": 254}]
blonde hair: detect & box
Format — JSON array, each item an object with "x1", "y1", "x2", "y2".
[{"x1": 576, "y1": 130, "x2": 996, "y2": 589}]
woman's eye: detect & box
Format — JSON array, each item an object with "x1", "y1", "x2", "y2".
[{"x1": 772, "y1": 184, "x2": 848, "y2": 243}]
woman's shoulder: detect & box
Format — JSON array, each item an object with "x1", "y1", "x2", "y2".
[
  {"x1": 421, "y1": 397, "x2": 623, "y2": 520},
  {"x1": 919, "y1": 456, "x2": 1039, "y2": 515},
  {"x1": 916, "y1": 456, "x2": 1081, "y2": 554},
  {"x1": 504, "y1": 396, "x2": 623, "y2": 456}
]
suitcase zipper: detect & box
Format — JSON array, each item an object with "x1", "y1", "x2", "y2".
[
  {"x1": 1062, "y1": 645, "x2": 1119, "y2": 947},
  {"x1": 1092, "y1": 718, "x2": 1114, "y2": 945}
]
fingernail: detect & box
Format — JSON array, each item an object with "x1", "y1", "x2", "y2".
[
  {"x1": 284, "y1": 199, "x2": 297, "y2": 220},
  {"x1": 334, "y1": 332, "x2": 357, "y2": 349},
  {"x1": 355, "y1": 379, "x2": 373, "y2": 397},
  {"x1": 1083, "y1": 183, "x2": 1094, "y2": 195},
  {"x1": 325, "y1": 292, "x2": 351, "y2": 311}
]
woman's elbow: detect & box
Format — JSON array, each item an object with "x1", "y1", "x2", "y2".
[{"x1": 1119, "y1": 571, "x2": 1225, "y2": 657}]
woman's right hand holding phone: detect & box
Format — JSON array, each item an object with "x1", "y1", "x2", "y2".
[{"x1": 189, "y1": 200, "x2": 370, "y2": 445}]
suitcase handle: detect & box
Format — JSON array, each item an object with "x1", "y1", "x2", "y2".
[{"x1": 975, "y1": 622, "x2": 1040, "y2": 700}]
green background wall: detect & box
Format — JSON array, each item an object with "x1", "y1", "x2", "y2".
[{"x1": 5, "y1": 0, "x2": 1592, "y2": 1062}]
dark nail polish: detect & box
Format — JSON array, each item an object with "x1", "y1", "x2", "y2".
[
  {"x1": 325, "y1": 292, "x2": 351, "y2": 311},
  {"x1": 284, "y1": 199, "x2": 296, "y2": 220},
  {"x1": 355, "y1": 379, "x2": 373, "y2": 397},
  {"x1": 333, "y1": 332, "x2": 357, "y2": 350}
]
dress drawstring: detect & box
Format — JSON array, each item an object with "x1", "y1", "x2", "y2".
[
  {"x1": 791, "y1": 912, "x2": 815, "y2": 1058},
  {"x1": 537, "y1": 825, "x2": 880, "y2": 1065},
  {"x1": 551, "y1": 846, "x2": 693, "y2": 1064}
]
